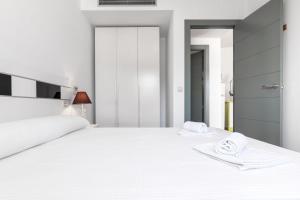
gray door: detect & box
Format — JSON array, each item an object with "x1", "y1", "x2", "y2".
[
  {"x1": 191, "y1": 51, "x2": 204, "y2": 122},
  {"x1": 234, "y1": 0, "x2": 283, "y2": 145}
]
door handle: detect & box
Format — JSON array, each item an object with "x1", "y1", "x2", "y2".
[
  {"x1": 229, "y1": 80, "x2": 234, "y2": 96},
  {"x1": 261, "y1": 84, "x2": 280, "y2": 90}
]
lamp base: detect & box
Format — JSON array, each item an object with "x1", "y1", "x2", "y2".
[{"x1": 80, "y1": 104, "x2": 87, "y2": 119}]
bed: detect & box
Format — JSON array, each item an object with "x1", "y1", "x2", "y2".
[{"x1": 0, "y1": 119, "x2": 300, "y2": 200}]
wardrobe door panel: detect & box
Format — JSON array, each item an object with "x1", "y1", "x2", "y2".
[
  {"x1": 117, "y1": 28, "x2": 139, "y2": 127},
  {"x1": 138, "y1": 27, "x2": 160, "y2": 127},
  {"x1": 95, "y1": 28, "x2": 117, "y2": 127}
]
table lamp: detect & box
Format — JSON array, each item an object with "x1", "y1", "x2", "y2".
[{"x1": 72, "y1": 91, "x2": 92, "y2": 118}]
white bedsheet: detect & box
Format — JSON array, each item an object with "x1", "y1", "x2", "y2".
[{"x1": 0, "y1": 128, "x2": 300, "y2": 200}]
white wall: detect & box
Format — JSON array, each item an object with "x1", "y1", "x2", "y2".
[
  {"x1": 221, "y1": 47, "x2": 233, "y2": 101},
  {"x1": 244, "y1": 0, "x2": 270, "y2": 17},
  {"x1": 0, "y1": 97, "x2": 64, "y2": 123},
  {"x1": 190, "y1": 37, "x2": 223, "y2": 129},
  {"x1": 0, "y1": 0, "x2": 94, "y2": 122},
  {"x1": 80, "y1": 0, "x2": 245, "y2": 127}
]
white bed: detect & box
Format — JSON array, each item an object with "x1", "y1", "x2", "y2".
[{"x1": 1, "y1": 127, "x2": 300, "y2": 200}]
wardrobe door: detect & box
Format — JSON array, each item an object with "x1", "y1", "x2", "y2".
[
  {"x1": 138, "y1": 27, "x2": 160, "y2": 127},
  {"x1": 117, "y1": 28, "x2": 139, "y2": 127},
  {"x1": 95, "y1": 28, "x2": 118, "y2": 127}
]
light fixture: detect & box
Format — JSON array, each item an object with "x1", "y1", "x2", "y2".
[{"x1": 72, "y1": 91, "x2": 92, "y2": 118}]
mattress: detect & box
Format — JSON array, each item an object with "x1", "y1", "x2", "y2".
[{"x1": 0, "y1": 128, "x2": 300, "y2": 200}]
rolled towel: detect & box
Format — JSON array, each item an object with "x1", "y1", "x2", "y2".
[
  {"x1": 183, "y1": 121, "x2": 208, "y2": 133},
  {"x1": 215, "y1": 132, "x2": 248, "y2": 156},
  {"x1": 194, "y1": 143, "x2": 291, "y2": 170}
]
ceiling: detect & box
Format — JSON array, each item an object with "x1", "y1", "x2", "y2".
[
  {"x1": 82, "y1": 10, "x2": 173, "y2": 37},
  {"x1": 191, "y1": 29, "x2": 233, "y2": 47}
]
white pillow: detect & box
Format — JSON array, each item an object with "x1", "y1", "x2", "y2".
[{"x1": 0, "y1": 115, "x2": 89, "y2": 160}]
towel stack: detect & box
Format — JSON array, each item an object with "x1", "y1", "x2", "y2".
[
  {"x1": 179, "y1": 121, "x2": 208, "y2": 136},
  {"x1": 194, "y1": 132, "x2": 290, "y2": 170},
  {"x1": 215, "y1": 132, "x2": 248, "y2": 156},
  {"x1": 183, "y1": 121, "x2": 208, "y2": 133}
]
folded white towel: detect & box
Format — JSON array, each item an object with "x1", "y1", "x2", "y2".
[
  {"x1": 194, "y1": 143, "x2": 291, "y2": 170},
  {"x1": 182, "y1": 121, "x2": 208, "y2": 133},
  {"x1": 215, "y1": 132, "x2": 248, "y2": 156}
]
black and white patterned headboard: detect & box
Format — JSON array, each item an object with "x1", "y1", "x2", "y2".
[
  {"x1": 0, "y1": 73, "x2": 74, "y2": 100},
  {"x1": 0, "y1": 72, "x2": 78, "y2": 123}
]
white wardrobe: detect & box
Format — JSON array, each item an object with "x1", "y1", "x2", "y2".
[{"x1": 95, "y1": 27, "x2": 160, "y2": 127}]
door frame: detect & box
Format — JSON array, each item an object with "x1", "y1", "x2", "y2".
[
  {"x1": 189, "y1": 45, "x2": 209, "y2": 125},
  {"x1": 184, "y1": 20, "x2": 240, "y2": 126}
]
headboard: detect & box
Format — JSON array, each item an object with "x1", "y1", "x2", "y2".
[{"x1": 0, "y1": 72, "x2": 75, "y2": 123}]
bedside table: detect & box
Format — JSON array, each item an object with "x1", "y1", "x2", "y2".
[{"x1": 89, "y1": 124, "x2": 99, "y2": 128}]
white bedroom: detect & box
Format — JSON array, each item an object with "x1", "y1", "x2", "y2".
[{"x1": 1, "y1": 0, "x2": 300, "y2": 199}]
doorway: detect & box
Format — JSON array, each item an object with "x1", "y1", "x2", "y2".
[
  {"x1": 184, "y1": 0, "x2": 283, "y2": 146},
  {"x1": 189, "y1": 45, "x2": 209, "y2": 125},
  {"x1": 191, "y1": 49, "x2": 204, "y2": 123},
  {"x1": 184, "y1": 20, "x2": 237, "y2": 132},
  {"x1": 186, "y1": 26, "x2": 235, "y2": 131},
  {"x1": 191, "y1": 50, "x2": 205, "y2": 122}
]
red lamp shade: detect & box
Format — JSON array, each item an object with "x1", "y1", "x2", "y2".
[{"x1": 73, "y1": 91, "x2": 92, "y2": 104}]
